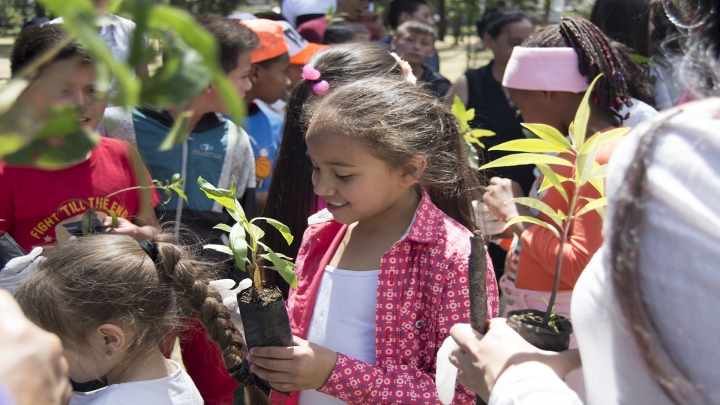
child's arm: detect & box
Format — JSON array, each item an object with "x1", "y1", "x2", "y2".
[{"x1": 103, "y1": 211, "x2": 158, "y2": 242}]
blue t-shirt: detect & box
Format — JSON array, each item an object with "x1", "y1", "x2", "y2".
[{"x1": 245, "y1": 103, "x2": 284, "y2": 193}]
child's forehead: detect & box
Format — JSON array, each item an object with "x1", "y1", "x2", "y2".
[{"x1": 399, "y1": 31, "x2": 433, "y2": 41}]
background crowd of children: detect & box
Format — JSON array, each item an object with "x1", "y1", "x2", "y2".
[{"x1": 1, "y1": 0, "x2": 718, "y2": 404}]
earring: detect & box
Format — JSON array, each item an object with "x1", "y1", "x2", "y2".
[{"x1": 106, "y1": 351, "x2": 111, "y2": 356}]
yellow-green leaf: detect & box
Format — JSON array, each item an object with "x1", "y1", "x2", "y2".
[
  {"x1": 451, "y1": 96, "x2": 469, "y2": 133},
  {"x1": 489, "y1": 139, "x2": 570, "y2": 154},
  {"x1": 595, "y1": 127, "x2": 630, "y2": 146},
  {"x1": 575, "y1": 197, "x2": 609, "y2": 218},
  {"x1": 576, "y1": 133, "x2": 600, "y2": 186},
  {"x1": 470, "y1": 129, "x2": 495, "y2": 138},
  {"x1": 204, "y1": 244, "x2": 233, "y2": 256},
  {"x1": 255, "y1": 217, "x2": 294, "y2": 245},
  {"x1": 571, "y1": 74, "x2": 603, "y2": 150},
  {"x1": 536, "y1": 164, "x2": 569, "y2": 203},
  {"x1": 589, "y1": 178, "x2": 604, "y2": 196},
  {"x1": 521, "y1": 123, "x2": 572, "y2": 149},
  {"x1": 504, "y1": 216, "x2": 560, "y2": 239},
  {"x1": 213, "y1": 224, "x2": 232, "y2": 233},
  {"x1": 466, "y1": 108, "x2": 475, "y2": 122},
  {"x1": 479, "y1": 153, "x2": 573, "y2": 171},
  {"x1": 509, "y1": 197, "x2": 563, "y2": 227},
  {"x1": 159, "y1": 110, "x2": 192, "y2": 151},
  {"x1": 258, "y1": 241, "x2": 298, "y2": 289},
  {"x1": 229, "y1": 223, "x2": 248, "y2": 271},
  {"x1": 588, "y1": 164, "x2": 608, "y2": 181}
]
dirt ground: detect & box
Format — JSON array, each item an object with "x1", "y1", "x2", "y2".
[{"x1": 0, "y1": 35, "x2": 492, "y2": 87}]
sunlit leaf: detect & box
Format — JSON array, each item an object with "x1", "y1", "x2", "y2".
[
  {"x1": 258, "y1": 242, "x2": 298, "y2": 289},
  {"x1": 576, "y1": 133, "x2": 600, "y2": 187},
  {"x1": 470, "y1": 129, "x2": 495, "y2": 138},
  {"x1": 204, "y1": 244, "x2": 233, "y2": 256},
  {"x1": 571, "y1": 74, "x2": 603, "y2": 150},
  {"x1": 521, "y1": 123, "x2": 572, "y2": 149},
  {"x1": 504, "y1": 216, "x2": 560, "y2": 239},
  {"x1": 589, "y1": 178, "x2": 604, "y2": 196},
  {"x1": 489, "y1": 139, "x2": 570, "y2": 154},
  {"x1": 250, "y1": 223, "x2": 265, "y2": 241},
  {"x1": 254, "y1": 217, "x2": 294, "y2": 245},
  {"x1": 213, "y1": 224, "x2": 233, "y2": 233},
  {"x1": 536, "y1": 164, "x2": 569, "y2": 203},
  {"x1": 575, "y1": 197, "x2": 609, "y2": 218},
  {"x1": 588, "y1": 164, "x2": 608, "y2": 181},
  {"x1": 464, "y1": 135, "x2": 486, "y2": 148},
  {"x1": 451, "y1": 96, "x2": 469, "y2": 133},
  {"x1": 595, "y1": 127, "x2": 630, "y2": 146},
  {"x1": 229, "y1": 223, "x2": 248, "y2": 271},
  {"x1": 479, "y1": 153, "x2": 573, "y2": 171},
  {"x1": 197, "y1": 176, "x2": 238, "y2": 214},
  {"x1": 509, "y1": 197, "x2": 563, "y2": 227},
  {"x1": 465, "y1": 108, "x2": 475, "y2": 122},
  {"x1": 171, "y1": 186, "x2": 188, "y2": 203},
  {"x1": 109, "y1": 210, "x2": 118, "y2": 229}
]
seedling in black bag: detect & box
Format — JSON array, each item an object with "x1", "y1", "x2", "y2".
[{"x1": 198, "y1": 176, "x2": 296, "y2": 354}]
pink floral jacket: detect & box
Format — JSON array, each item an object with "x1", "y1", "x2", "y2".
[{"x1": 270, "y1": 192, "x2": 499, "y2": 405}]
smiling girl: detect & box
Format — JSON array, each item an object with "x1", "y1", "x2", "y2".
[{"x1": 247, "y1": 77, "x2": 499, "y2": 405}]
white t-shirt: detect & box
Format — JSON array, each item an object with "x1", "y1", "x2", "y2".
[
  {"x1": 490, "y1": 100, "x2": 720, "y2": 404},
  {"x1": 69, "y1": 360, "x2": 203, "y2": 405},
  {"x1": 298, "y1": 266, "x2": 380, "y2": 405}
]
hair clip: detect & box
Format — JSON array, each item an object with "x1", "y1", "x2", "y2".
[
  {"x1": 389, "y1": 52, "x2": 418, "y2": 84},
  {"x1": 302, "y1": 64, "x2": 330, "y2": 95}
]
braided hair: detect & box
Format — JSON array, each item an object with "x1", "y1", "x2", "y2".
[{"x1": 523, "y1": 17, "x2": 637, "y2": 123}]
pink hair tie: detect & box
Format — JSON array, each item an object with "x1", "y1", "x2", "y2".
[
  {"x1": 502, "y1": 47, "x2": 589, "y2": 93},
  {"x1": 302, "y1": 64, "x2": 330, "y2": 95}
]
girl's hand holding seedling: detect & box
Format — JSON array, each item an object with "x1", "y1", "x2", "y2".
[
  {"x1": 448, "y1": 320, "x2": 581, "y2": 401},
  {"x1": 103, "y1": 216, "x2": 156, "y2": 242},
  {"x1": 483, "y1": 177, "x2": 533, "y2": 236},
  {"x1": 247, "y1": 336, "x2": 338, "y2": 392}
]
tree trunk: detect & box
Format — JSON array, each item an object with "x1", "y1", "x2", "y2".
[
  {"x1": 542, "y1": 0, "x2": 552, "y2": 25},
  {"x1": 437, "y1": 0, "x2": 446, "y2": 40}
]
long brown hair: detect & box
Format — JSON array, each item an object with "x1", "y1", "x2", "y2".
[
  {"x1": 13, "y1": 231, "x2": 264, "y2": 401},
  {"x1": 303, "y1": 77, "x2": 481, "y2": 231}
]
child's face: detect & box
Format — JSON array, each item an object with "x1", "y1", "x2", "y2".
[
  {"x1": 288, "y1": 64, "x2": 304, "y2": 91},
  {"x1": 228, "y1": 51, "x2": 253, "y2": 99},
  {"x1": 251, "y1": 53, "x2": 291, "y2": 104},
  {"x1": 306, "y1": 127, "x2": 416, "y2": 225},
  {"x1": 484, "y1": 19, "x2": 534, "y2": 68},
  {"x1": 28, "y1": 59, "x2": 106, "y2": 130},
  {"x1": 408, "y1": 4, "x2": 435, "y2": 27},
  {"x1": 335, "y1": 0, "x2": 370, "y2": 22},
  {"x1": 393, "y1": 32, "x2": 435, "y2": 66}
]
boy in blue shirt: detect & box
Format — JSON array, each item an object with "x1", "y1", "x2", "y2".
[{"x1": 239, "y1": 19, "x2": 291, "y2": 211}]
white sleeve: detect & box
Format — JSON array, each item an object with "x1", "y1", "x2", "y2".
[{"x1": 489, "y1": 362, "x2": 583, "y2": 405}]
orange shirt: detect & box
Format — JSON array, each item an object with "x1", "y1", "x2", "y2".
[{"x1": 512, "y1": 130, "x2": 626, "y2": 291}]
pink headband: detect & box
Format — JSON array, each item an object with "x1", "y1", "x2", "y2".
[{"x1": 502, "y1": 47, "x2": 589, "y2": 93}]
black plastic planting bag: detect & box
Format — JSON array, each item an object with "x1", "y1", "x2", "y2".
[
  {"x1": 238, "y1": 286, "x2": 294, "y2": 349},
  {"x1": 507, "y1": 309, "x2": 573, "y2": 352},
  {"x1": 0, "y1": 231, "x2": 26, "y2": 270}
]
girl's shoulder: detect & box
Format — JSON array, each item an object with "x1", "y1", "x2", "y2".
[{"x1": 407, "y1": 193, "x2": 473, "y2": 257}]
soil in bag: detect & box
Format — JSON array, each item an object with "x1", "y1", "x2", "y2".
[{"x1": 507, "y1": 309, "x2": 573, "y2": 352}]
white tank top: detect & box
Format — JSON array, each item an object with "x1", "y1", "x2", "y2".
[{"x1": 298, "y1": 266, "x2": 379, "y2": 405}]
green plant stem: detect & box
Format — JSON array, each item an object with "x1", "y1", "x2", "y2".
[
  {"x1": 104, "y1": 185, "x2": 154, "y2": 199},
  {"x1": 542, "y1": 181, "x2": 580, "y2": 328}
]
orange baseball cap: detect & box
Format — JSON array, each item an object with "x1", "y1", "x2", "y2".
[
  {"x1": 275, "y1": 21, "x2": 328, "y2": 65},
  {"x1": 239, "y1": 19, "x2": 290, "y2": 63}
]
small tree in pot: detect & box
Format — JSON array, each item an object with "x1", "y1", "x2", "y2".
[
  {"x1": 479, "y1": 75, "x2": 628, "y2": 351},
  {"x1": 198, "y1": 177, "x2": 297, "y2": 353}
]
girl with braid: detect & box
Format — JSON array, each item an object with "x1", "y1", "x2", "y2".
[
  {"x1": 482, "y1": 17, "x2": 646, "y2": 397},
  {"x1": 12, "y1": 232, "x2": 265, "y2": 405},
  {"x1": 450, "y1": 0, "x2": 720, "y2": 403}
]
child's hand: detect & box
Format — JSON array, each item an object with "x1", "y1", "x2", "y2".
[
  {"x1": 361, "y1": 11, "x2": 388, "y2": 38},
  {"x1": 247, "y1": 336, "x2": 338, "y2": 392},
  {"x1": 103, "y1": 217, "x2": 155, "y2": 242},
  {"x1": 483, "y1": 178, "x2": 533, "y2": 236}
]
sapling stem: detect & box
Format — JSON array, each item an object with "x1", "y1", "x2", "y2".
[{"x1": 542, "y1": 179, "x2": 581, "y2": 328}]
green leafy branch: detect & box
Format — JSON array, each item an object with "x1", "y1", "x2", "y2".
[
  {"x1": 451, "y1": 96, "x2": 495, "y2": 170},
  {"x1": 198, "y1": 177, "x2": 297, "y2": 293},
  {"x1": 479, "y1": 75, "x2": 629, "y2": 329},
  {"x1": 60, "y1": 174, "x2": 187, "y2": 236}
]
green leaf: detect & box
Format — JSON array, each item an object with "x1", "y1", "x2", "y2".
[
  {"x1": 538, "y1": 175, "x2": 553, "y2": 193},
  {"x1": 589, "y1": 178, "x2": 605, "y2": 196},
  {"x1": 588, "y1": 164, "x2": 608, "y2": 181},
  {"x1": 571, "y1": 74, "x2": 603, "y2": 150},
  {"x1": 109, "y1": 210, "x2": 118, "y2": 229},
  {"x1": 465, "y1": 108, "x2": 475, "y2": 122},
  {"x1": 575, "y1": 133, "x2": 600, "y2": 187},
  {"x1": 631, "y1": 53, "x2": 651, "y2": 64},
  {"x1": 82, "y1": 209, "x2": 95, "y2": 236},
  {"x1": 509, "y1": 197, "x2": 563, "y2": 227},
  {"x1": 451, "y1": 96, "x2": 469, "y2": 133},
  {"x1": 204, "y1": 244, "x2": 233, "y2": 256},
  {"x1": 255, "y1": 217, "x2": 294, "y2": 245},
  {"x1": 521, "y1": 123, "x2": 572, "y2": 149},
  {"x1": 258, "y1": 242, "x2": 298, "y2": 289},
  {"x1": 213, "y1": 224, "x2": 233, "y2": 233},
  {"x1": 229, "y1": 223, "x2": 248, "y2": 272},
  {"x1": 479, "y1": 153, "x2": 573, "y2": 171},
  {"x1": 171, "y1": 186, "x2": 188, "y2": 203},
  {"x1": 535, "y1": 164, "x2": 569, "y2": 203},
  {"x1": 595, "y1": 127, "x2": 630, "y2": 146},
  {"x1": 504, "y1": 216, "x2": 560, "y2": 239},
  {"x1": 197, "y1": 177, "x2": 238, "y2": 214},
  {"x1": 249, "y1": 223, "x2": 265, "y2": 241},
  {"x1": 470, "y1": 129, "x2": 495, "y2": 138},
  {"x1": 489, "y1": 139, "x2": 570, "y2": 154},
  {"x1": 159, "y1": 110, "x2": 192, "y2": 151},
  {"x1": 575, "y1": 197, "x2": 609, "y2": 218},
  {"x1": 464, "y1": 135, "x2": 486, "y2": 148}
]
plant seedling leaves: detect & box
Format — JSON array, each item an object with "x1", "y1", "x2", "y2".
[
  {"x1": 571, "y1": 74, "x2": 603, "y2": 150},
  {"x1": 197, "y1": 177, "x2": 241, "y2": 218},
  {"x1": 535, "y1": 164, "x2": 570, "y2": 203},
  {"x1": 109, "y1": 210, "x2": 118, "y2": 230},
  {"x1": 589, "y1": 178, "x2": 605, "y2": 196},
  {"x1": 479, "y1": 153, "x2": 573, "y2": 171},
  {"x1": 504, "y1": 216, "x2": 560, "y2": 239},
  {"x1": 255, "y1": 217, "x2": 294, "y2": 245},
  {"x1": 213, "y1": 224, "x2": 233, "y2": 233},
  {"x1": 471, "y1": 129, "x2": 495, "y2": 138},
  {"x1": 588, "y1": 164, "x2": 608, "y2": 181},
  {"x1": 595, "y1": 127, "x2": 630, "y2": 147},
  {"x1": 509, "y1": 197, "x2": 563, "y2": 227},
  {"x1": 249, "y1": 223, "x2": 265, "y2": 241},
  {"x1": 465, "y1": 108, "x2": 475, "y2": 122},
  {"x1": 451, "y1": 96, "x2": 469, "y2": 133},
  {"x1": 464, "y1": 135, "x2": 486, "y2": 149},
  {"x1": 575, "y1": 197, "x2": 609, "y2": 218},
  {"x1": 489, "y1": 139, "x2": 570, "y2": 154},
  {"x1": 204, "y1": 244, "x2": 233, "y2": 256},
  {"x1": 159, "y1": 110, "x2": 193, "y2": 151},
  {"x1": 171, "y1": 186, "x2": 188, "y2": 203},
  {"x1": 576, "y1": 133, "x2": 600, "y2": 187},
  {"x1": 258, "y1": 242, "x2": 298, "y2": 289},
  {"x1": 538, "y1": 175, "x2": 553, "y2": 193},
  {"x1": 521, "y1": 123, "x2": 572, "y2": 150},
  {"x1": 81, "y1": 209, "x2": 95, "y2": 235},
  {"x1": 229, "y1": 223, "x2": 248, "y2": 272}
]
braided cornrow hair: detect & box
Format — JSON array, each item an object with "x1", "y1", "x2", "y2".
[{"x1": 523, "y1": 17, "x2": 635, "y2": 123}]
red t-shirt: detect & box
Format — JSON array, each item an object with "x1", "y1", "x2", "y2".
[{"x1": 0, "y1": 137, "x2": 161, "y2": 251}]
